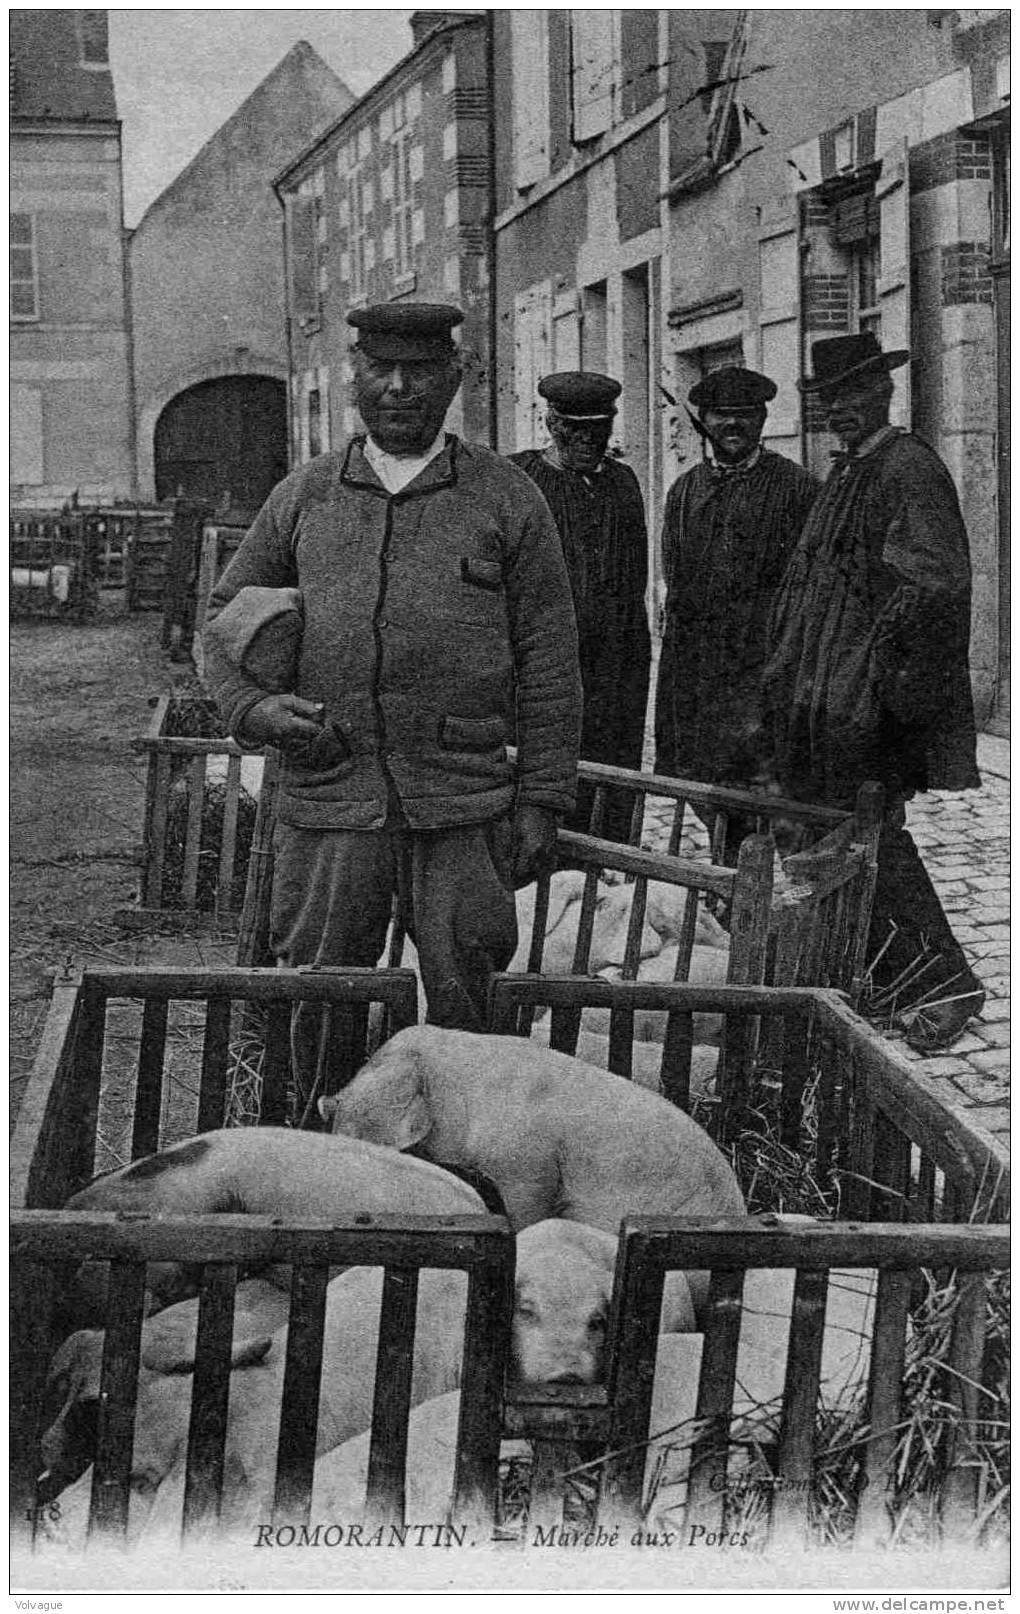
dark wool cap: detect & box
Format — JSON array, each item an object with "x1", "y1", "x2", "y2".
[
  {"x1": 538, "y1": 371, "x2": 621, "y2": 418},
  {"x1": 799, "y1": 332, "x2": 910, "y2": 394},
  {"x1": 347, "y1": 302, "x2": 464, "y2": 360},
  {"x1": 688, "y1": 366, "x2": 778, "y2": 411}
]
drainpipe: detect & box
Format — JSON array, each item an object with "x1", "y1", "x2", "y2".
[
  {"x1": 116, "y1": 119, "x2": 140, "y2": 500},
  {"x1": 484, "y1": 10, "x2": 499, "y2": 450},
  {"x1": 273, "y1": 182, "x2": 296, "y2": 471}
]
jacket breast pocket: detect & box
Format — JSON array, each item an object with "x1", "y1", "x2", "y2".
[
  {"x1": 438, "y1": 714, "x2": 507, "y2": 753},
  {"x1": 460, "y1": 557, "x2": 504, "y2": 593}
]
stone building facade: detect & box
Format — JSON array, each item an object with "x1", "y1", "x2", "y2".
[
  {"x1": 275, "y1": 11, "x2": 492, "y2": 460},
  {"x1": 664, "y1": 8, "x2": 1009, "y2": 729},
  {"x1": 128, "y1": 42, "x2": 353, "y2": 515},
  {"x1": 9, "y1": 8, "x2": 135, "y2": 504},
  {"x1": 491, "y1": 10, "x2": 670, "y2": 583},
  {"x1": 488, "y1": 9, "x2": 1008, "y2": 730}
]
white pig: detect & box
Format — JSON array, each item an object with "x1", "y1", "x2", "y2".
[
  {"x1": 512, "y1": 1220, "x2": 696, "y2": 1386},
  {"x1": 528, "y1": 1023, "x2": 719, "y2": 1099},
  {"x1": 44, "y1": 1262, "x2": 470, "y2": 1547},
  {"x1": 322, "y1": 1027, "x2": 745, "y2": 1318}
]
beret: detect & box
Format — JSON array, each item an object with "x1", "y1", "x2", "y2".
[
  {"x1": 347, "y1": 302, "x2": 464, "y2": 360},
  {"x1": 538, "y1": 371, "x2": 621, "y2": 418},
  {"x1": 688, "y1": 366, "x2": 778, "y2": 411}
]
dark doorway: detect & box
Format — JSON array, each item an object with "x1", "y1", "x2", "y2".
[{"x1": 154, "y1": 375, "x2": 288, "y2": 518}]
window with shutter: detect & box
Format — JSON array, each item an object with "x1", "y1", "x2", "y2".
[
  {"x1": 756, "y1": 194, "x2": 804, "y2": 461},
  {"x1": 287, "y1": 195, "x2": 320, "y2": 327},
  {"x1": 571, "y1": 10, "x2": 616, "y2": 142},
  {"x1": 10, "y1": 213, "x2": 38, "y2": 321},
  {"x1": 875, "y1": 140, "x2": 911, "y2": 428},
  {"x1": 511, "y1": 12, "x2": 550, "y2": 189},
  {"x1": 10, "y1": 385, "x2": 43, "y2": 483},
  {"x1": 514, "y1": 283, "x2": 553, "y2": 448}
]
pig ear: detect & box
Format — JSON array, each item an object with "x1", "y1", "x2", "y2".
[
  {"x1": 318, "y1": 1095, "x2": 339, "y2": 1125},
  {"x1": 392, "y1": 1055, "x2": 431, "y2": 1148}
]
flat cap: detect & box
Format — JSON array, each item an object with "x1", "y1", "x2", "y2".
[
  {"x1": 538, "y1": 371, "x2": 621, "y2": 418},
  {"x1": 688, "y1": 366, "x2": 777, "y2": 411},
  {"x1": 347, "y1": 302, "x2": 463, "y2": 360}
]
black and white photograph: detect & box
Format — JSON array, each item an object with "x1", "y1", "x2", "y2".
[{"x1": 10, "y1": 5, "x2": 1010, "y2": 1599}]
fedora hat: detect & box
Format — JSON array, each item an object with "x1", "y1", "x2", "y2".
[{"x1": 799, "y1": 333, "x2": 909, "y2": 394}]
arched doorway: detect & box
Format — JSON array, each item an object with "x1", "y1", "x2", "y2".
[{"x1": 154, "y1": 375, "x2": 288, "y2": 517}]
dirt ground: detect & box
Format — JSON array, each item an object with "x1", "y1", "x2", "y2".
[{"x1": 10, "y1": 594, "x2": 235, "y2": 1132}]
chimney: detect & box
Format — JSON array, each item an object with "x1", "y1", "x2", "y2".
[{"x1": 409, "y1": 11, "x2": 476, "y2": 48}]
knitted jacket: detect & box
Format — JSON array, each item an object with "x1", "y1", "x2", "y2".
[{"x1": 202, "y1": 435, "x2": 582, "y2": 830}]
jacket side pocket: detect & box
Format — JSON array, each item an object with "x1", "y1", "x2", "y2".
[{"x1": 438, "y1": 714, "x2": 507, "y2": 752}]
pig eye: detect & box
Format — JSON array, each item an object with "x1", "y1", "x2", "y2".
[
  {"x1": 588, "y1": 1313, "x2": 607, "y2": 1336},
  {"x1": 515, "y1": 1301, "x2": 539, "y2": 1323}
]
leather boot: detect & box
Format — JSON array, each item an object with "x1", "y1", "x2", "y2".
[{"x1": 901, "y1": 968, "x2": 986, "y2": 1054}]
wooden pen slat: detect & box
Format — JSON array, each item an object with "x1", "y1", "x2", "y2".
[
  {"x1": 131, "y1": 995, "x2": 169, "y2": 1160},
  {"x1": 364, "y1": 1266, "x2": 419, "y2": 1528},
  {"x1": 88, "y1": 1260, "x2": 148, "y2": 1540},
  {"x1": 197, "y1": 994, "x2": 232, "y2": 1132},
  {"x1": 180, "y1": 754, "x2": 208, "y2": 911},
  {"x1": 215, "y1": 752, "x2": 242, "y2": 923},
  {"x1": 272, "y1": 1261, "x2": 332, "y2": 1526},
  {"x1": 182, "y1": 1264, "x2": 240, "y2": 1538}
]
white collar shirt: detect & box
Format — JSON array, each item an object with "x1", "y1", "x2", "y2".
[{"x1": 363, "y1": 432, "x2": 446, "y2": 494}]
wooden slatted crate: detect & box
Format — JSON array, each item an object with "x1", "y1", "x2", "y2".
[
  {"x1": 9, "y1": 968, "x2": 1008, "y2": 1568},
  {"x1": 10, "y1": 509, "x2": 100, "y2": 620},
  {"x1": 123, "y1": 695, "x2": 275, "y2": 933},
  {"x1": 191, "y1": 521, "x2": 248, "y2": 682}
]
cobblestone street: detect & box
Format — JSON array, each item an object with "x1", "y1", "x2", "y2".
[{"x1": 640, "y1": 687, "x2": 1010, "y2": 1162}]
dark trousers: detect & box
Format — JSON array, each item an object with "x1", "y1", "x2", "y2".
[
  {"x1": 866, "y1": 799, "x2": 971, "y2": 1000},
  {"x1": 270, "y1": 817, "x2": 518, "y2": 1110}
]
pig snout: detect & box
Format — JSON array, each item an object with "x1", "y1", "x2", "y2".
[{"x1": 511, "y1": 1302, "x2": 608, "y2": 1386}]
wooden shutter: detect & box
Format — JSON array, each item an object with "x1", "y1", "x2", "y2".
[
  {"x1": 757, "y1": 193, "x2": 804, "y2": 463},
  {"x1": 10, "y1": 385, "x2": 43, "y2": 483},
  {"x1": 287, "y1": 195, "x2": 320, "y2": 325},
  {"x1": 553, "y1": 288, "x2": 581, "y2": 370},
  {"x1": 511, "y1": 13, "x2": 549, "y2": 189},
  {"x1": 876, "y1": 139, "x2": 911, "y2": 429},
  {"x1": 513, "y1": 283, "x2": 553, "y2": 449},
  {"x1": 571, "y1": 10, "x2": 615, "y2": 142}
]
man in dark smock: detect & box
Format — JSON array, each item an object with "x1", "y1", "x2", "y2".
[
  {"x1": 766, "y1": 334, "x2": 984, "y2": 1052},
  {"x1": 654, "y1": 367, "x2": 818, "y2": 863},
  {"x1": 513, "y1": 372, "x2": 651, "y2": 843}
]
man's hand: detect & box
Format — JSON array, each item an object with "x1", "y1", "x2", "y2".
[
  {"x1": 239, "y1": 693, "x2": 325, "y2": 750},
  {"x1": 510, "y1": 803, "x2": 559, "y2": 889}
]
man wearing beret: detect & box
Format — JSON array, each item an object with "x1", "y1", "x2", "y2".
[
  {"x1": 654, "y1": 366, "x2": 818, "y2": 862},
  {"x1": 512, "y1": 372, "x2": 652, "y2": 843},
  {"x1": 204, "y1": 303, "x2": 582, "y2": 1102},
  {"x1": 765, "y1": 333, "x2": 984, "y2": 1051}
]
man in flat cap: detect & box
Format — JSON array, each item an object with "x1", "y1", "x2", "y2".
[
  {"x1": 654, "y1": 365, "x2": 818, "y2": 862},
  {"x1": 512, "y1": 372, "x2": 652, "y2": 843},
  {"x1": 765, "y1": 334, "x2": 984, "y2": 1051},
  {"x1": 204, "y1": 303, "x2": 582, "y2": 1105}
]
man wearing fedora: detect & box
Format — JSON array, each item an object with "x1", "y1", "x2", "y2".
[
  {"x1": 654, "y1": 366, "x2": 818, "y2": 864},
  {"x1": 766, "y1": 332, "x2": 984, "y2": 1052},
  {"x1": 512, "y1": 372, "x2": 652, "y2": 844},
  {"x1": 204, "y1": 303, "x2": 582, "y2": 1101}
]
